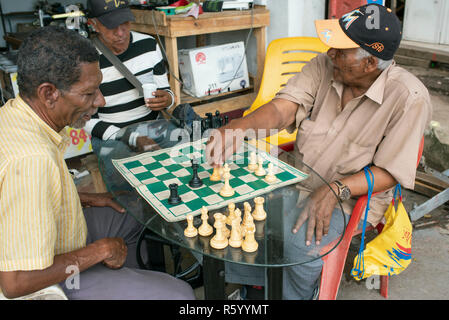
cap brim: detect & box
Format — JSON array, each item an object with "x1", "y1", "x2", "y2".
[
  {"x1": 315, "y1": 19, "x2": 359, "y2": 49},
  {"x1": 97, "y1": 8, "x2": 135, "y2": 29}
]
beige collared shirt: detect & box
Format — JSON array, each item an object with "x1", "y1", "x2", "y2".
[
  {"x1": 0, "y1": 96, "x2": 87, "y2": 272},
  {"x1": 275, "y1": 53, "x2": 432, "y2": 226}
]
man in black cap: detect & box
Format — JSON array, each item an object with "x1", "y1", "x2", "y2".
[
  {"x1": 206, "y1": 4, "x2": 432, "y2": 299},
  {"x1": 84, "y1": 0, "x2": 176, "y2": 152}
]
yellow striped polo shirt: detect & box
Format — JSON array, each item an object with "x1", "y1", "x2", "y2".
[{"x1": 0, "y1": 95, "x2": 87, "y2": 271}]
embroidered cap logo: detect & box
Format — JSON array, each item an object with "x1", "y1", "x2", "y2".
[{"x1": 341, "y1": 9, "x2": 363, "y2": 30}]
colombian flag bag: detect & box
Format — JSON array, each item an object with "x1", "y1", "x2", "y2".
[{"x1": 351, "y1": 167, "x2": 412, "y2": 281}]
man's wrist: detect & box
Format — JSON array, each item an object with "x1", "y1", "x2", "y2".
[{"x1": 333, "y1": 180, "x2": 352, "y2": 201}]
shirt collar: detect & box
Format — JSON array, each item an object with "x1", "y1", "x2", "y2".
[
  {"x1": 15, "y1": 95, "x2": 70, "y2": 150},
  {"x1": 330, "y1": 60, "x2": 395, "y2": 106}
]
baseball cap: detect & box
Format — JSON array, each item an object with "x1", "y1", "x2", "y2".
[
  {"x1": 315, "y1": 4, "x2": 402, "y2": 60},
  {"x1": 87, "y1": 0, "x2": 135, "y2": 29}
]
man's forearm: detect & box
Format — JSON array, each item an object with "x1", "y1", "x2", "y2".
[
  {"x1": 338, "y1": 166, "x2": 397, "y2": 197},
  {"x1": 234, "y1": 99, "x2": 299, "y2": 137},
  {"x1": 0, "y1": 240, "x2": 111, "y2": 299}
]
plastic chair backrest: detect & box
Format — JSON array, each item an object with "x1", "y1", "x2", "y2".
[{"x1": 245, "y1": 37, "x2": 329, "y2": 114}]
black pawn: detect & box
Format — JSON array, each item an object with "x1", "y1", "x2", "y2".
[
  {"x1": 189, "y1": 160, "x2": 203, "y2": 188},
  {"x1": 168, "y1": 183, "x2": 181, "y2": 205}
]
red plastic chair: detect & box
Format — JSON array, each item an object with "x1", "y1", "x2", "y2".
[{"x1": 318, "y1": 137, "x2": 424, "y2": 300}]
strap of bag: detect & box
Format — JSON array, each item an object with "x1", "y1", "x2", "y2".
[{"x1": 351, "y1": 165, "x2": 374, "y2": 280}]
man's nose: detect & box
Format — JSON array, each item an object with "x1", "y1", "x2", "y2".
[
  {"x1": 94, "y1": 90, "x2": 106, "y2": 109},
  {"x1": 114, "y1": 25, "x2": 126, "y2": 37}
]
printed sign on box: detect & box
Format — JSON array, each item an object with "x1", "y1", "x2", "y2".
[
  {"x1": 178, "y1": 41, "x2": 250, "y2": 98},
  {"x1": 64, "y1": 127, "x2": 92, "y2": 159}
]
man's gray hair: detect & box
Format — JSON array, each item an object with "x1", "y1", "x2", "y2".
[{"x1": 356, "y1": 47, "x2": 392, "y2": 70}]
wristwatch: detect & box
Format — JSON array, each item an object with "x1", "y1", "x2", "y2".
[{"x1": 333, "y1": 180, "x2": 351, "y2": 201}]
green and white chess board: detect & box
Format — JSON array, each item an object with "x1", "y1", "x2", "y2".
[{"x1": 112, "y1": 138, "x2": 308, "y2": 222}]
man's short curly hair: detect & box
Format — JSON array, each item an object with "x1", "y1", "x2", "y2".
[{"x1": 17, "y1": 26, "x2": 99, "y2": 99}]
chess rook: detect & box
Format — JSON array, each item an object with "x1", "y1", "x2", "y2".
[{"x1": 168, "y1": 183, "x2": 181, "y2": 205}]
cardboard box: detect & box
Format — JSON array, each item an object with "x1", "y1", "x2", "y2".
[{"x1": 178, "y1": 41, "x2": 250, "y2": 98}]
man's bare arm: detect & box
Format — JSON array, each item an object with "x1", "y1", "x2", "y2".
[
  {"x1": 206, "y1": 99, "x2": 299, "y2": 165},
  {"x1": 0, "y1": 237, "x2": 126, "y2": 299}
]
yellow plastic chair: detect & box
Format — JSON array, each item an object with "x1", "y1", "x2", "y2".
[{"x1": 244, "y1": 37, "x2": 329, "y2": 152}]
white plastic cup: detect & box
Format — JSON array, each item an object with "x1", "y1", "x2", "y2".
[{"x1": 142, "y1": 83, "x2": 157, "y2": 99}]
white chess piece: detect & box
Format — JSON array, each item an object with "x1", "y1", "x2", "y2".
[
  {"x1": 219, "y1": 163, "x2": 235, "y2": 197},
  {"x1": 242, "y1": 203, "x2": 255, "y2": 236},
  {"x1": 254, "y1": 156, "x2": 266, "y2": 176},
  {"x1": 264, "y1": 163, "x2": 277, "y2": 183},
  {"x1": 252, "y1": 197, "x2": 267, "y2": 221},
  {"x1": 226, "y1": 202, "x2": 236, "y2": 225},
  {"x1": 184, "y1": 214, "x2": 198, "y2": 237},
  {"x1": 210, "y1": 165, "x2": 221, "y2": 181},
  {"x1": 242, "y1": 226, "x2": 258, "y2": 253},
  {"x1": 248, "y1": 151, "x2": 258, "y2": 171},
  {"x1": 198, "y1": 206, "x2": 213, "y2": 237},
  {"x1": 210, "y1": 218, "x2": 228, "y2": 249},
  {"x1": 229, "y1": 216, "x2": 243, "y2": 248}
]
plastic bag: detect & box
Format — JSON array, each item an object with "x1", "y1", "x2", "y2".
[{"x1": 351, "y1": 174, "x2": 412, "y2": 281}]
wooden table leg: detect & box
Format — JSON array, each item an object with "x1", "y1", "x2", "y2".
[{"x1": 164, "y1": 36, "x2": 181, "y2": 105}]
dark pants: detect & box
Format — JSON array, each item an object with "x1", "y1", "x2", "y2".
[{"x1": 60, "y1": 206, "x2": 195, "y2": 300}]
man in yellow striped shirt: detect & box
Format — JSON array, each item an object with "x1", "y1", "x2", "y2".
[{"x1": 0, "y1": 26, "x2": 195, "y2": 300}]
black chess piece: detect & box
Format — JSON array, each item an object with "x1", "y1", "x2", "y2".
[
  {"x1": 168, "y1": 183, "x2": 182, "y2": 205},
  {"x1": 189, "y1": 159, "x2": 203, "y2": 188}
]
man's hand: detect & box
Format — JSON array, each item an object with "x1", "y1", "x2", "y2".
[
  {"x1": 135, "y1": 136, "x2": 161, "y2": 152},
  {"x1": 97, "y1": 238, "x2": 127, "y2": 269},
  {"x1": 205, "y1": 120, "x2": 246, "y2": 167},
  {"x1": 78, "y1": 192, "x2": 125, "y2": 213},
  {"x1": 292, "y1": 184, "x2": 339, "y2": 246},
  {"x1": 145, "y1": 89, "x2": 172, "y2": 111}
]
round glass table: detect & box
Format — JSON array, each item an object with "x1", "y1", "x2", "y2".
[{"x1": 95, "y1": 120, "x2": 347, "y2": 299}]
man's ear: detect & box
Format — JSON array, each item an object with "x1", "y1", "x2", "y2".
[
  {"x1": 36, "y1": 83, "x2": 60, "y2": 110},
  {"x1": 364, "y1": 56, "x2": 379, "y2": 73}
]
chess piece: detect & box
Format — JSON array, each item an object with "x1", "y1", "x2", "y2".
[
  {"x1": 214, "y1": 213, "x2": 230, "y2": 238},
  {"x1": 252, "y1": 197, "x2": 267, "y2": 221},
  {"x1": 229, "y1": 216, "x2": 243, "y2": 248},
  {"x1": 264, "y1": 163, "x2": 277, "y2": 183},
  {"x1": 254, "y1": 156, "x2": 266, "y2": 176},
  {"x1": 210, "y1": 217, "x2": 228, "y2": 249},
  {"x1": 189, "y1": 159, "x2": 203, "y2": 188},
  {"x1": 242, "y1": 203, "x2": 255, "y2": 236},
  {"x1": 242, "y1": 226, "x2": 258, "y2": 253},
  {"x1": 247, "y1": 152, "x2": 258, "y2": 171},
  {"x1": 198, "y1": 206, "x2": 213, "y2": 237},
  {"x1": 210, "y1": 165, "x2": 222, "y2": 182},
  {"x1": 233, "y1": 208, "x2": 243, "y2": 235},
  {"x1": 184, "y1": 214, "x2": 198, "y2": 237},
  {"x1": 219, "y1": 163, "x2": 235, "y2": 197},
  {"x1": 168, "y1": 183, "x2": 182, "y2": 205},
  {"x1": 226, "y1": 202, "x2": 236, "y2": 225}
]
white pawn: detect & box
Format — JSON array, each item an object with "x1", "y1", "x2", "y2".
[
  {"x1": 210, "y1": 165, "x2": 222, "y2": 182},
  {"x1": 264, "y1": 163, "x2": 277, "y2": 183},
  {"x1": 254, "y1": 156, "x2": 266, "y2": 176},
  {"x1": 184, "y1": 214, "x2": 198, "y2": 237},
  {"x1": 219, "y1": 163, "x2": 235, "y2": 197},
  {"x1": 198, "y1": 206, "x2": 213, "y2": 237},
  {"x1": 252, "y1": 197, "x2": 267, "y2": 221},
  {"x1": 248, "y1": 151, "x2": 258, "y2": 171}
]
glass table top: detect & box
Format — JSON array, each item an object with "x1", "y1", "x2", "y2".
[{"x1": 95, "y1": 119, "x2": 347, "y2": 268}]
